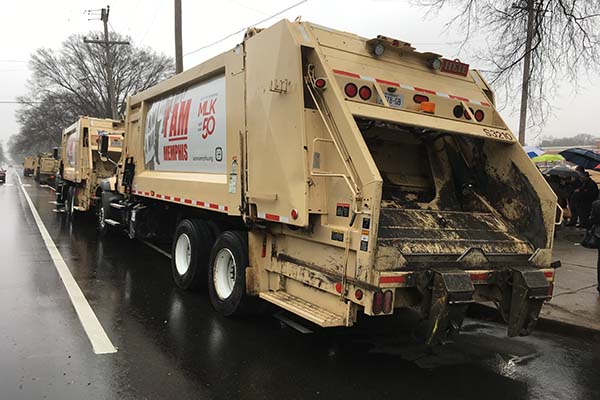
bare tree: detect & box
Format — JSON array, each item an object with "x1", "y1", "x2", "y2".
[
  {"x1": 417, "y1": 1, "x2": 600, "y2": 135},
  {"x1": 10, "y1": 31, "x2": 174, "y2": 159}
]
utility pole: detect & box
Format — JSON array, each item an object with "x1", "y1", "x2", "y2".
[
  {"x1": 517, "y1": 0, "x2": 535, "y2": 145},
  {"x1": 174, "y1": 0, "x2": 183, "y2": 73},
  {"x1": 84, "y1": 6, "x2": 130, "y2": 120}
]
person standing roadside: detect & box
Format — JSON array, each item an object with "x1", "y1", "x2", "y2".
[
  {"x1": 589, "y1": 199, "x2": 600, "y2": 293},
  {"x1": 578, "y1": 171, "x2": 599, "y2": 228}
]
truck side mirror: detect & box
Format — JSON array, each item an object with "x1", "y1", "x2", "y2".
[
  {"x1": 52, "y1": 147, "x2": 59, "y2": 160},
  {"x1": 99, "y1": 135, "x2": 109, "y2": 157}
]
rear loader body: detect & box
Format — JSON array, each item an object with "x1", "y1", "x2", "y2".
[
  {"x1": 23, "y1": 156, "x2": 35, "y2": 176},
  {"x1": 34, "y1": 153, "x2": 59, "y2": 185},
  {"x1": 56, "y1": 117, "x2": 124, "y2": 214},
  {"x1": 101, "y1": 20, "x2": 557, "y2": 344}
]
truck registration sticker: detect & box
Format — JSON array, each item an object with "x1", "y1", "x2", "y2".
[{"x1": 143, "y1": 75, "x2": 227, "y2": 173}]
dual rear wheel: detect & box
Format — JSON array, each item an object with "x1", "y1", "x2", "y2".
[{"x1": 171, "y1": 219, "x2": 250, "y2": 316}]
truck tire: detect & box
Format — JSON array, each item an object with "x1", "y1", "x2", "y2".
[
  {"x1": 64, "y1": 186, "x2": 75, "y2": 217},
  {"x1": 208, "y1": 230, "x2": 250, "y2": 316},
  {"x1": 97, "y1": 191, "x2": 119, "y2": 237},
  {"x1": 171, "y1": 219, "x2": 214, "y2": 290}
]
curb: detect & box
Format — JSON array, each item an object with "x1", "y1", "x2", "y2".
[{"x1": 468, "y1": 303, "x2": 600, "y2": 340}]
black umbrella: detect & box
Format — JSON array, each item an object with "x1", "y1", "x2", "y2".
[
  {"x1": 559, "y1": 148, "x2": 600, "y2": 170},
  {"x1": 543, "y1": 165, "x2": 581, "y2": 179}
]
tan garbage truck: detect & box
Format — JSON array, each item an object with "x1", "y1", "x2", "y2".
[
  {"x1": 34, "y1": 152, "x2": 59, "y2": 185},
  {"x1": 23, "y1": 156, "x2": 36, "y2": 176},
  {"x1": 98, "y1": 20, "x2": 558, "y2": 343},
  {"x1": 56, "y1": 117, "x2": 124, "y2": 216}
]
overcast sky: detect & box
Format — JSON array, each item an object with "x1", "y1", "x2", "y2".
[{"x1": 1, "y1": 0, "x2": 599, "y2": 150}]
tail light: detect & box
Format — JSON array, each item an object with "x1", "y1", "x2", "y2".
[
  {"x1": 359, "y1": 86, "x2": 372, "y2": 101},
  {"x1": 413, "y1": 94, "x2": 429, "y2": 103},
  {"x1": 383, "y1": 290, "x2": 393, "y2": 314},
  {"x1": 453, "y1": 105, "x2": 463, "y2": 118},
  {"x1": 373, "y1": 292, "x2": 383, "y2": 314},
  {"x1": 464, "y1": 107, "x2": 474, "y2": 120},
  {"x1": 344, "y1": 83, "x2": 358, "y2": 98},
  {"x1": 335, "y1": 282, "x2": 343, "y2": 293},
  {"x1": 474, "y1": 109, "x2": 485, "y2": 122},
  {"x1": 314, "y1": 78, "x2": 327, "y2": 89}
]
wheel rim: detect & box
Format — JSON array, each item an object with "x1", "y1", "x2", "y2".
[
  {"x1": 175, "y1": 233, "x2": 192, "y2": 276},
  {"x1": 213, "y1": 248, "x2": 236, "y2": 300}
]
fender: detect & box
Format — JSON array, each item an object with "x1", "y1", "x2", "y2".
[{"x1": 98, "y1": 179, "x2": 113, "y2": 192}]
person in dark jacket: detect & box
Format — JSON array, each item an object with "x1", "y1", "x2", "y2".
[
  {"x1": 590, "y1": 199, "x2": 600, "y2": 293},
  {"x1": 578, "y1": 172, "x2": 599, "y2": 228}
]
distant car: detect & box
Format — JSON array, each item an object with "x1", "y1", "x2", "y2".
[{"x1": 0, "y1": 168, "x2": 6, "y2": 184}]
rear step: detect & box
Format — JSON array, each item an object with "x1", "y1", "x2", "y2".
[
  {"x1": 104, "y1": 219, "x2": 120, "y2": 226},
  {"x1": 259, "y1": 291, "x2": 345, "y2": 327}
]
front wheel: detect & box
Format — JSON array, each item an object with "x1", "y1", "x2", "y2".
[{"x1": 208, "y1": 231, "x2": 251, "y2": 316}]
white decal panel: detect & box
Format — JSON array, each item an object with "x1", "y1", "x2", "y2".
[{"x1": 144, "y1": 75, "x2": 226, "y2": 173}]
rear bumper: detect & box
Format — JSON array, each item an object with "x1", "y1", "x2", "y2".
[
  {"x1": 376, "y1": 268, "x2": 554, "y2": 288},
  {"x1": 363, "y1": 267, "x2": 554, "y2": 343}
]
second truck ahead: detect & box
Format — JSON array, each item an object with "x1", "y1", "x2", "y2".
[
  {"x1": 97, "y1": 20, "x2": 558, "y2": 344},
  {"x1": 23, "y1": 156, "x2": 35, "y2": 176},
  {"x1": 33, "y1": 152, "x2": 59, "y2": 185},
  {"x1": 57, "y1": 117, "x2": 124, "y2": 215}
]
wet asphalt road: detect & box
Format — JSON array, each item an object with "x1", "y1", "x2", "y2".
[{"x1": 1, "y1": 167, "x2": 600, "y2": 400}]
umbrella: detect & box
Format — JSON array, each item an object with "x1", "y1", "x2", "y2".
[
  {"x1": 543, "y1": 165, "x2": 581, "y2": 179},
  {"x1": 559, "y1": 148, "x2": 600, "y2": 170},
  {"x1": 532, "y1": 153, "x2": 564, "y2": 163},
  {"x1": 523, "y1": 145, "x2": 545, "y2": 158}
]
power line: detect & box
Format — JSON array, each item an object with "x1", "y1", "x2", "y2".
[{"x1": 184, "y1": 0, "x2": 308, "y2": 57}]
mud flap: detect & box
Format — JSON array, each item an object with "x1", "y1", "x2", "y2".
[
  {"x1": 424, "y1": 269, "x2": 475, "y2": 345},
  {"x1": 502, "y1": 267, "x2": 551, "y2": 337}
]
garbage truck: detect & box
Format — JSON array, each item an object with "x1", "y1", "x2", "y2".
[
  {"x1": 23, "y1": 156, "x2": 35, "y2": 176},
  {"x1": 56, "y1": 117, "x2": 124, "y2": 216},
  {"x1": 34, "y1": 152, "x2": 59, "y2": 185},
  {"x1": 98, "y1": 20, "x2": 558, "y2": 343}
]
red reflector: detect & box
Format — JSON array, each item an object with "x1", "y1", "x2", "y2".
[
  {"x1": 359, "y1": 85, "x2": 372, "y2": 101},
  {"x1": 379, "y1": 275, "x2": 406, "y2": 284},
  {"x1": 355, "y1": 289, "x2": 363, "y2": 300},
  {"x1": 474, "y1": 109, "x2": 485, "y2": 122},
  {"x1": 335, "y1": 282, "x2": 343, "y2": 293},
  {"x1": 413, "y1": 94, "x2": 429, "y2": 104},
  {"x1": 291, "y1": 209, "x2": 298, "y2": 220},
  {"x1": 383, "y1": 290, "x2": 393, "y2": 314},
  {"x1": 344, "y1": 83, "x2": 358, "y2": 98},
  {"x1": 470, "y1": 273, "x2": 489, "y2": 281},
  {"x1": 544, "y1": 271, "x2": 554, "y2": 279},
  {"x1": 315, "y1": 78, "x2": 326, "y2": 89},
  {"x1": 373, "y1": 292, "x2": 383, "y2": 314}
]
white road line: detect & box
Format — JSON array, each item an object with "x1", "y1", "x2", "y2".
[
  {"x1": 40, "y1": 184, "x2": 56, "y2": 191},
  {"x1": 143, "y1": 240, "x2": 172, "y2": 259},
  {"x1": 16, "y1": 173, "x2": 117, "y2": 355}
]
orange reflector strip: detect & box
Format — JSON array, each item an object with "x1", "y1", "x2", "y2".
[
  {"x1": 379, "y1": 275, "x2": 406, "y2": 284},
  {"x1": 420, "y1": 101, "x2": 436, "y2": 113}
]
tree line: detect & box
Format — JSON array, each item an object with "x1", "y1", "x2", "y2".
[{"x1": 9, "y1": 32, "x2": 174, "y2": 162}]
